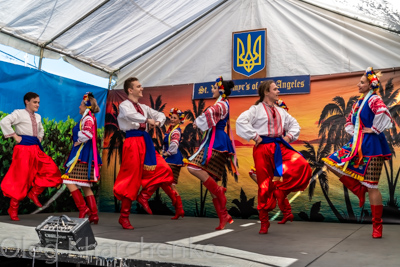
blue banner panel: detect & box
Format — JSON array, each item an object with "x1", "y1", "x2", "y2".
[
  {"x1": 233, "y1": 30, "x2": 266, "y2": 77},
  {"x1": 0, "y1": 61, "x2": 107, "y2": 127},
  {"x1": 193, "y1": 75, "x2": 310, "y2": 100}
]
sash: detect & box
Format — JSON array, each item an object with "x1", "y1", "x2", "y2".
[
  {"x1": 18, "y1": 135, "x2": 44, "y2": 151},
  {"x1": 340, "y1": 91, "x2": 373, "y2": 170},
  {"x1": 260, "y1": 136, "x2": 298, "y2": 180},
  {"x1": 126, "y1": 129, "x2": 157, "y2": 171}
]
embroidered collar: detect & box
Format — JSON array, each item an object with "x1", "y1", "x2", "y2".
[
  {"x1": 263, "y1": 102, "x2": 276, "y2": 108},
  {"x1": 25, "y1": 108, "x2": 35, "y2": 115}
]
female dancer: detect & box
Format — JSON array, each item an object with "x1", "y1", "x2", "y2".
[
  {"x1": 161, "y1": 108, "x2": 186, "y2": 219},
  {"x1": 186, "y1": 76, "x2": 238, "y2": 230},
  {"x1": 236, "y1": 80, "x2": 311, "y2": 234},
  {"x1": 322, "y1": 67, "x2": 392, "y2": 238},
  {"x1": 62, "y1": 92, "x2": 102, "y2": 224}
]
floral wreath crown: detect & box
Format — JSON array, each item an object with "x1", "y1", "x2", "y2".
[
  {"x1": 216, "y1": 76, "x2": 227, "y2": 98},
  {"x1": 365, "y1": 67, "x2": 380, "y2": 92},
  {"x1": 276, "y1": 99, "x2": 288, "y2": 111},
  {"x1": 169, "y1": 108, "x2": 185, "y2": 123},
  {"x1": 83, "y1": 92, "x2": 94, "y2": 108}
]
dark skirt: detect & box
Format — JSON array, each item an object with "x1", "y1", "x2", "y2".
[
  {"x1": 168, "y1": 164, "x2": 182, "y2": 184},
  {"x1": 187, "y1": 149, "x2": 228, "y2": 180},
  {"x1": 63, "y1": 163, "x2": 98, "y2": 183}
]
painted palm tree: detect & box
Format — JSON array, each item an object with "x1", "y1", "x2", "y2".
[
  {"x1": 105, "y1": 103, "x2": 125, "y2": 212},
  {"x1": 378, "y1": 78, "x2": 400, "y2": 208},
  {"x1": 318, "y1": 95, "x2": 359, "y2": 220},
  {"x1": 300, "y1": 138, "x2": 347, "y2": 222},
  {"x1": 228, "y1": 188, "x2": 258, "y2": 219},
  {"x1": 318, "y1": 95, "x2": 359, "y2": 151},
  {"x1": 181, "y1": 99, "x2": 206, "y2": 158}
]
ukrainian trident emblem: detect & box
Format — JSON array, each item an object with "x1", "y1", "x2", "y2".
[{"x1": 233, "y1": 30, "x2": 266, "y2": 77}]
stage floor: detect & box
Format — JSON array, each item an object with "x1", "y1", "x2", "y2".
[{"x1": 0, "y1": 212, "x2": 399, "y2": 267}]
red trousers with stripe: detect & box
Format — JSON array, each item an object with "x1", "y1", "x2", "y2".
[
  {"x1": 1, "y1": 145, "x2": 62, "y2": 201},
  {"x1": 113, "y1": 136, "x2": 174, "y2": 201},
  {"x1": 254, "y1": 143, "x2": 311, "y2": 210}
]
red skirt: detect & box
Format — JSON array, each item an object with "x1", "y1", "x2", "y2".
[
  {"x1": 1, "y1": 145, "x2": 62, "y2": 201},
  {"x1": 113, "y1": 136, "x2": 174, "y2": 201},
  {"x1": 254, "y1": 143, "x2": 311, "y2": 210}
]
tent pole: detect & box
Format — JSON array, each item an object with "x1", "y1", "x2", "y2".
[
  {"x1": 108, "y1": 73, "x2": 114, "y2": 90},
  {"x1": 38, "y1": 47, "x2": 44, "y2": 70}
]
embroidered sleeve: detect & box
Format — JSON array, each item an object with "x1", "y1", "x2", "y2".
[
  {"x1": 145, "y1": 105, "x2": 167, "y2": 127},
  {"x1": 236, "y1": 105, "x2": 259, "y2": 142},
  {"x1": 0, "y1": 110, "x2": 20, "y2": 138},
  {"x1": 196, "y1": 101, "x2": 229, "y2": 131},
  {"x1": 37, "y1": 115, "x2": 44, "y2": 140},
  {"x1": 345, "y1": 108, "x2": 355, "y2": 136},
  {"x1": 167, "y1": 130, "x2": 181, "y2": 155},
  {"x1": 119, "y1": 101, "x2": 147, "y2": 123},
  {"x1": 78, "y1": 116, "x2": 94, "y2": 143},
  {"x1": 369, "y1": 95, "x2": 393, "y2": 134},
  {"x1": 283, "y1": 112, "x2": 300, "y2": 142}
]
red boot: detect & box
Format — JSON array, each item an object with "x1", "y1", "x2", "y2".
[
  {"x1": 203, "y1": 177, "x2": 227, "y2": 208},
  {"x1": 27, "y1": 185, "x2": 45, "y2": 208},
  {"x1": 137, "y1": 185, "x2": 158, "y2": 215},
  {"x1": 71, "y1": 190, "x2": 90, "y2": 218},
  {"x1": 171, "y1": 195, "x2": 185, "y2": 220},
  {"x1": 8, "y1": 198, "x2": 20, "y2": 221},
  {"x1": 85, "y1": 195, "x2": 99, "y2": 224},
  {"x1": 339, "y1": 176, "x2": 368, "y2": 207},
  {"x1": 161, "y1": 184, "x2": 177, "y2": 206},
  {"x1": 119, "y1": 197, "x2": 134, "y2": 230},
  {"x1": 371, "y1": 205, "x2": 383, "y2": 238},
  {"x1": 212, "y1": 198, "x2": 233, "y2": 230},
  {"x1": 274, "y1": 189, "x2": 294, "y2": 224},
  {"x1": 258, "y1": 209, "x2": 270, "y2": 234}
]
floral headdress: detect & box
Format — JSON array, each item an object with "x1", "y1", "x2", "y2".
[
  {"x1": 216, "y1": 76, "x2": 226, "y2": 98},
  {"x1": 276, "y1": 99, "x2": 288, "y2": 111},
  {"x1": 169, "y1": 107, "x2": 185, "y2": 123},
  {"x1": 365, "y1": 67, "x2": 380, "y2": 92},
  {"x1": 83, "y1": 92, "x2": 93, "y2": 109}
]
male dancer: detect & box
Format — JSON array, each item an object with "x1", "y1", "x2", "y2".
[
  {"x1": 113, "y1": 77, "x2": 174, "y2": 229},
  {"x1": 0, "y1": 92, "x2": 62, "y2": 221},
  {"x1": 236, "y1": 81, "x2": 311, "y2": 234}
]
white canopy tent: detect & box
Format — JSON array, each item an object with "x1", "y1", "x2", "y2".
[{"x1": 0, "y1": 0, "x2": 399, "y2": 88}]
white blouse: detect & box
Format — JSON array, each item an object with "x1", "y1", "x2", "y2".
[
  {"x1": 78, "y1": 115, "x2": 95, "y2": 143},
  {"x1": 117, "y1": 100, "x2": 166, "y2": 132},
  {"x1": 195, "y1": 101, "x2": 229, "y2": 132},
  {"x1": 0, "y1": 109, "x2": 44, "y2": 139},
  {"x1": 345, "y1": 94, "x2": 393, "y2": 135},
  {"x1": 236, "y1": 102, "x2": 300, "y2": 142},
  {"x1": 165, "y1": 128, "x2": 180, "y2": 156}
]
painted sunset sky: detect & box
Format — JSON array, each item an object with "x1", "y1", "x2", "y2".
[{"x1": 106, "y1": 70, "x2": 400, "y2": 147}]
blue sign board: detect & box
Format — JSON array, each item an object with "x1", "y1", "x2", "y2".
[
  {"x1": 193, "y1": 75, "x2": 310, "y2": 100},
  {"x1": 233, "y1": 30, "x2": 266, "y2": 77}
]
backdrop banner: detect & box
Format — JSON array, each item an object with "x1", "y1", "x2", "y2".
[
  {"x1": 0, "y1": 61, "x2": 107, "y2": 215},
  {"x1": 193, "y1": 75, "x2": 310, "y2": 100},
  {"x1": 101, "y1": 69, "x2": 400, "y2": 224},
  {"x1": 0, "y1": 61, "x2": 107, "y2": 127}
]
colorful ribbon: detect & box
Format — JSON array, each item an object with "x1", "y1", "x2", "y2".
[{"x1": 341, "y1": 90, "x2": 373, "y2": 171}]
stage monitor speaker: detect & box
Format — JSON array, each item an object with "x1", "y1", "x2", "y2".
[{"x1": 35, "y1": 215, "x2": 97, "y2": 251}]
